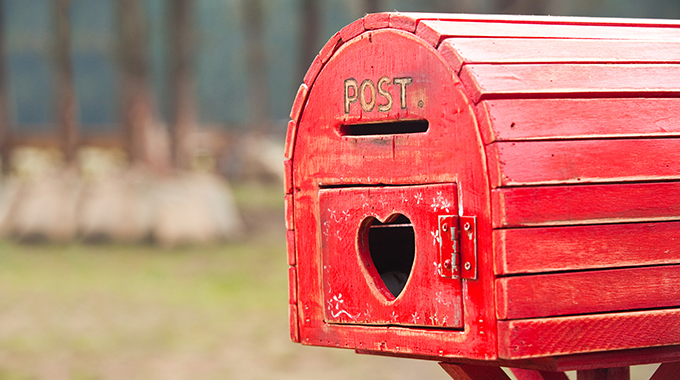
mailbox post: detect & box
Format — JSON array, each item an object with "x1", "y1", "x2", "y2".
[{"x1": 285, "y1": 12, "x2": 680, "y2": 379}]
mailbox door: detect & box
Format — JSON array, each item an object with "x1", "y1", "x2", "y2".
[{"x1": 320, "y1": 183, "x2": 464, "y2": 328}]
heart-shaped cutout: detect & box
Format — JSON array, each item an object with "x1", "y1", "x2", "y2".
[{"x1": 358, "y1": 214, "x2": 415, "y2": 300}]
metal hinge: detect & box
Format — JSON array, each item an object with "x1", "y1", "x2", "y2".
[{"x1": 438, "y1": 215, "x2": 477, "y2": 280}]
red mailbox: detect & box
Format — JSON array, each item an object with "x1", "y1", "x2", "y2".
[{"x1": 285, "y1": 12, "x2": 680, "y2": 374}]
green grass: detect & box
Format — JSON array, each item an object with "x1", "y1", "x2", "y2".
[
  {"x1": 0, "y1": 182, "x2": 450, "y2": 380},
  {"x1": 0, "y1": 181, "x2": 658, "y2": 379}
]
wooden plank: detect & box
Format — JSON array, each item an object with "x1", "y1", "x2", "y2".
[
  {"x1": 284, "y1": 194, "x2": 294, "y2": 230},
  {"x1": 284, "y1": 158, "x2": 293, "y2": 194},
  {"x1": 461, "y1": 64, "x2": 680, "y2": 104},
  {"x1": 492, "y1": 182, "x2": 680, "y2": 228},
  {"x1": 319, "y1": 184, "x2": 464, "y2": 328},
  {"x1": 364, "y1": 13, "x2": 390, "y2": 30},
  {"x1": 497, "y1": 265, "x2": 680, "y2": 319},
  {"x1": 498, "y1": 308, "x2": 680, "y2": 359},
  {"x1": 440, "y1": 363, "x2": 511, "y2": 380},
  {"x1": 289, "y1": 304, "x2": 300, "y2": 343},
  {"x1": 511, "y1": 368, "x2": 569, "y2": 380},
  {"x1": 339, "y1": 18, "x2": 365, "y2": 46},
  {"x1": 577, "y1": 368, "x2": 629, "y2": 380},
  {"x1": 554, "y1": 345, "x2": 680, "y2": 371},
  {"x1": 475, "y1": 98, "x2": 680, "y2": 144},
  {"x1": 396, "y1": 12, "x2": 680, "y2": 27},
  {"x1": 495, "y1": 222, "x2": 680, "y2": 275},
  {"x1": 286, "y1": 230, "x2": 296, "y2": 266},
  {"x1": 650, "y1": 362, "x2": 680, "y2": 380},
  {"x1": 487, "y1": 138, "x2": 680, "y2": 188},
  {"x1": 440, "y1": 38, "x2": 680, "y2": 73},
  {"x1": 289, "y1": 84, "x2": 308, "y2": 123},
  {"x1": 417, "y1": 19, "x2": 680, "y2": 47},
  {"x1": 284, "y1": 120, "x2": 297, "y2": 160},
  {"x1": 389, "y1": 13, "x2": 417, "y2": 33},
  {"x1": 288, "y1": 266, "x2": 297, "y2": 304}
]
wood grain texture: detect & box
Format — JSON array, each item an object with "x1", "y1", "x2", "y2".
[
  {"x1": 388, "y1": 13, "x2": 417, "y2": 33},
  {"x1": 492, "y1": 182, "x2": 680, "y2": 228},
  {"x1": 475, "y1": 98, "x2": 680, "y2": 144},
  {"x1": 511, "y1": 368, "x2": 569, "y2": 380},
  {"x1": 320, "y1": 184, "x2": 464, "y2": 328},
  {"x1": 498, "y1": 308, "x2": 680, "y2": 359},
  {"x1": 364, "y1": 12, "x2": 390, "y2": 30},
  {"x1": 303, "y1": 32, "x2": 342, "y2": 87},
  {"x1": 288, "y1": 266, "x2": 298, "y2": 305},
  {"x1": 440, "y1": 38, "x2": 680, "y2": 73},
  {"x1": 418, "y1": 19, "x2": 680, "y2": 49},
  {"x1": 284, "y1": 194, "x2": 294, "y2": 230},
  {"x1": 284, "y1": 120, "x2": 297, "y2": 159},
  {"x1": 283, "y1": 158, "x2": 293, "y2": 194},
  {"x1": 289, "y1": 304, "x2": 300, "y2": 343},
  {"x1": 339, "y1": 18, "x2": 366, "y2": 45},
  {"x1": 554, "y1": 345, "x2": 680, "y2": 370},
  {"x1": 286, "y1": 84, "x2": 308, "y2": 159},
  {"x1": 488, "y1": 138, "x2": 680, "y2": 187},
  {"x1": 494, "y1": 222, "x2": 680, "y2": 275},
  {"x1": 496, "y1": 264, "x2": 680, "y2": 319},
  {"x1": 576, "y1": 367, "x2": 629, "y2": 380},
  {"x1": 440, "y1": 363, "x2": 511, "y2": 380},
  {"x1": 396, "y1": 12, "x2": 680, "y2": 27},
  {"x1": 286, "y1": 229, "x2": 296, "y2": 266},
  {"x1": 650, "y1": 362, "x2": 680, "y2": 380},
  {"x1": 461, "y1": 64, "x2": 680, "y2": 103},
  {"x1": 292, "y1": 28, "x2": 495, "y2": 359}
]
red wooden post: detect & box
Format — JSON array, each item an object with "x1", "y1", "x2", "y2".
[
  {"x1": 511, "y1": 368, "x2": 570, "y2": 380},
  {"x1": 440, "y1": 363, "x2": 511, "y2": 380},
  {"x1": 577, "y1": 367, "x2": 630, "y2": 380},
  {"x1": 650, "y1": 362, "x2": 680, "y2": 380}
]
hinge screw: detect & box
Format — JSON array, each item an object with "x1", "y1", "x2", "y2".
[
  {"x1": 442, "y1": 223, "x2": 448, "y2": 232},
  {"x1": 463, "y1": 222, "x2": 471, "y2": 231},
  {"x1": 464, "y1": 262, "x2": 471, "y2": 270},
  {"x1": 443, "y1": 259, "x2": 452, "y2": 269}
]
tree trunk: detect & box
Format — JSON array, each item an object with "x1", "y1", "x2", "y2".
[
  {"x1": 169, "y1": 0, "x2": 195, "y2": 169},
  {"x1": 54, "y1": 0, "x2": 78, "y2": 165},
  {"x1": 118, "y1": 0, "x2": 158, "y2": 167},
  {"x1": 243, "y1": 0, "x2": 271, "y2": 129},
  {"x1": 299, "y1": 0, "x2": 319, "y2": 82}
]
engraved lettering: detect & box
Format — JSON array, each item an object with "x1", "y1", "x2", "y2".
[
  {"x1": 393, "y1": 77, "x2": 413, "y2": 109},
  {"x1": 377, "y1": 76, "x2": 393, "y2": 112},
  {"x1": 360, "y1": 79, "x2": 376, "y2": 112},
  {"x1": 344, "y1": 78, "x2": 359, "y2": 114}
]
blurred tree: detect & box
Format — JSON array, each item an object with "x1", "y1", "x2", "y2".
[
  {"x1": 0, "y1": 0, "x2": 7, "y2": 174},
  {"x1": 169, "y1": 0, "x2": 195, "y2": 169},
  {"x1": 118, "y1": 0, "x2": 157, "y2": 165},
  {"x1": 54, "y1": 0, "x2": 77, "y2": 164},
  {"x1": 366, "y1": 0, "x2": 382, "y2": 13},
  {"x1": 244, "y1": 0, "x2": 271, "y2": 128},
  {"x1": 299, "y1": 0, "x2": 319, "y2": 81}
]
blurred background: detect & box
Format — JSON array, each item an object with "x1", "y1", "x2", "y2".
[{"x1": 0, "y1": 0, "x2": 676, "y2": 379}]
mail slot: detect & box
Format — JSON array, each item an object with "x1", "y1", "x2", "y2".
[{"x1": 284, "y1": 12, "x2": 680, "y2": 367}]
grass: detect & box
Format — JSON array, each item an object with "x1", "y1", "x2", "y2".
[
  {"x1": 0, "y1": 181, "x2": 660, "y2": 380},
  {"x1": 0, "y1": 182, "x2": 450, "y2": 380}
]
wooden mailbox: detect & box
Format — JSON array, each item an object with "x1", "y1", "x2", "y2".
[{"x1": 285, "y1": 12, "x2": 680, "y2": 371}]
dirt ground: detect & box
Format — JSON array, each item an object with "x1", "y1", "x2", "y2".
[{"x1": 0, "y1": 181, "x2": 661, "y2": 380}]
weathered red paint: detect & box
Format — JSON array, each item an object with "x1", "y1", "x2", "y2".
[{"x1": 286, "y1": 11, "x2": 680, "y2": 377}]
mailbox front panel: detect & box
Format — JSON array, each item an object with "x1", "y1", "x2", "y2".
[
  {"x1": 288, "y1": 21, "x2": 496, "y2": 361},
  {"x1": 320, "y1": 183, "x2": 463, "y2": 328}
]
